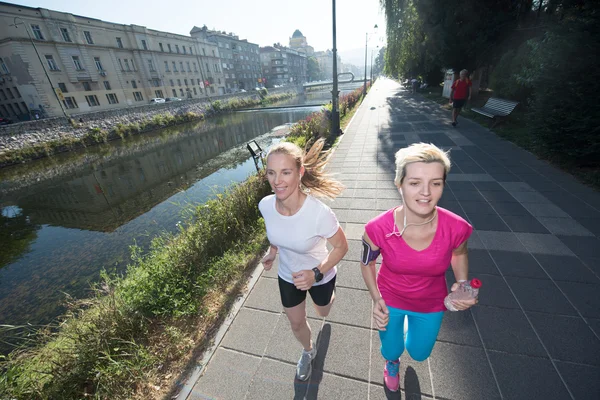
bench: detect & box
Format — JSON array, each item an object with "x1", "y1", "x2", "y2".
[{"x1": 471, "y1": 98, "x2": 519, "y2": 128}]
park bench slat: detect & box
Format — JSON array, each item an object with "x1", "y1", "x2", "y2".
[{"x1": 471, "y1": 97, "x2": 519, "y2": 127}]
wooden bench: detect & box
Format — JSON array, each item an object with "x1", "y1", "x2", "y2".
[{"x1": 471, "y1": 98, "x2": 519, "y2": 128}]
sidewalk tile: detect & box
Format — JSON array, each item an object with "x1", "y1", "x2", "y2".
[
  {"x1": 489, "y1": 251, "x2": 549, "y2": 279},
  {"x1": 221, "y1": 308, "x2": 280, "y2": 356},
  {"x1": 309, "y1": 287, "x2": 371, "y2": 329},
  {"x1": 244, "y1": 277, "x2": 283, "y2": 313},
  {"x1": 556, "y1": 281, "x2": 600, "y2": 318},
  {"x1": 264, "y1": 316, "x2": 321, "y2": 365},
  {"x1": 502, "y1": 215, "x2": 550, "y2": 233},
  {"x1": 437, "y1": 309, "x2": 482, "y2": 347},
  {"x1": 190, "y1": 349, "x2": 260, "y2": 400},
  {"x1": 527, "y1": 312, "x2": 600, "y2": 366},
  {"x1": 314, "y1": 322, "x2": 370, "y2": 381},
  {"x1": 515, "y1": 232, "x2": 575, "y2": 256},
  {"x1": 468, "y1": 249, "x2": 501, "y2": 275},
  {"x1": 555, "y1": 362, "x2": 600, "y2": 400},
  {"x1": 429, "y1": 342, "x2": 501, "y2": 400},
  {"x1": 488, "y1": 351, "x2": 570, "y2": 400},
  {"x1": 477, "y1": 231, "x2": 528, "y2": 252},
  {"x1": 537, "y1": 217, "x2": 594, "y2": 236},
  {"x1": 506, "y1": 277, "x2": 577, "y2": 315},
  {"x1": 556, "y1": 236, "x2": 600, "y2": 259},
  {"x1": 305, "y1": 371, "x2": 369, "y2": 400},
  {"x1": 535, "y1": 254, "x2": 599, "y2": 283},
  {"x1": 473, "y1": 274, "x2": 519, "y2": 309},
  {"x1": 244, "y1": 358, "x2": 307, "y2": 400},
  {"x1": 335, "y1": 260, "x2": 368, "y2": 290},
  {"x1": 472, "y1": 306, "x2": 546, "y2": 356}
]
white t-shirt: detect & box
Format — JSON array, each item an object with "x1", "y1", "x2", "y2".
[{"x1": 258, "y1": 194, "x2": 340, "y2": 285}]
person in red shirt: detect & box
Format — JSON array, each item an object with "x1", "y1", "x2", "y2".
[
  {"x1": 361, "y1": 143, "x2": 478, "y2": 392},
  {"x1": 450, "y1": 69, "x2": 472, "y2": 127}
]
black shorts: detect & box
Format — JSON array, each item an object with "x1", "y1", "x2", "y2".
[
  {"x1": 278, "y1": 275, "x2": 336, "y2": 308},
  {"x1": 453, "y1": 99, "x2": 466, "y2": 109}
]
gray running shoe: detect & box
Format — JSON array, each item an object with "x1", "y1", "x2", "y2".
[{"x1": 296, "y1": 347, "x2": 317, "y2": 381}]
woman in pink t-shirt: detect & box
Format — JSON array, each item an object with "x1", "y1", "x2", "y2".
[{"x1": 361, "y1": 143, "x2": 477, "y2": 392}]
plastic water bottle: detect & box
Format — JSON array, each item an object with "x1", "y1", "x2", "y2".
[{"x1": 444, "y1": 278, "x2": 482, "y2": 312}]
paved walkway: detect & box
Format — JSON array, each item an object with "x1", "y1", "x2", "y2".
[{"x1": 187, "y1": 78, "x2": 600, "y2": 399}]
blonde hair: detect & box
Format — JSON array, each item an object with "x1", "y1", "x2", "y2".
[
  {"x1": 394, "y1": 143, "x2": 451, "y2": 186},
  {"x1": 460, "y1": 69, "x2": 469, "y2": 77},
  {"x1": 267, "y1": 138, "x2": 344, "y2": 200}
]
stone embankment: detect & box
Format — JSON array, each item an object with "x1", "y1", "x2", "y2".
[{"x1": 0, "y1": 87, "x2": 302, "y2": 164}]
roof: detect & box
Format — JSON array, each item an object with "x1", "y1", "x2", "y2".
[{"x1": 292, "y1": 29, "x2": 304, "y2": 38}]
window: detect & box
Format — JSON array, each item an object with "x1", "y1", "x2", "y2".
[
  {"x1": 132, "y1": 80, "x2": 137, "y2": 89},
  {"x1": 20, "y1": 102, "x2": 28, "y2": 113},
  {"x1": 118, "y1": 59, "x2": 124, "y2": 70},
  {"x1": 63, "y1": 96, "x2": 78, "y2": 109},
  {"x1": 222, "y1": 62, "x2": 227, "y2": 69},
  {"x1": 84, "y1": 31, "x2": 94, "y2": 44},
  {"x1": 106, "y1": 93, "x2": 119, "y2": 104},
  {"x1": 141, "y1": 40, "x2": 148, "y2": 50},
  {"x1": 189, "y1": 47, "x2": 193, "y2": 54},
  {"x1": 179, "y1": 61, "x2": 184, "y2": 72},
  {"x1": 0, "y1": 57, "x2": 9, "y2": 74},
  {"x1": 213, "y1": 64, "x2": 218, "y2": 73},
  {"x1": 85, "y1": 95, "x2": 100, "y2": 106},
  {"x1": 130, "y1": 59, "x2": 136, "y2": 71},
  {"x1": 147, "y1": 59, "x2": 156, "y2": 72},
  {"x1": 45, "y1": 55, "x2": 59, "y2": 70},
  {"x1": 159, "y1": 43, "x2": 164, "y2": 52},
  {"x1": 212, "y1": 49, "x2": 216, "y2": 57},
  {"x1": 151, "y1": 78, "x2": 160, "y2": 87},
  {"x1": 175, "y1": 45, "x2": 180, "y2": 53},
  {"x1": 184, "y1": 79, "x2": 188, "y2": 86},
  {"x1": 31, "y1": 24, "x2": 44, "y2": 40},
  {"x1": 206, "y1": 63, "x2": 209, "y2": 71},
  {"x1": 197, "y1": 79, "x2": 201, "y2": 85},
  {"x1": 103, "y1": 81, "x2": 111, "y2": 90},
  {"x1": 169, "y1": 79, "x2": 174, "y2": 86},
  {"x1": 116, "y1": 37, "x2": 123, "y2": 48},
  {"x1": 6, "y1": 88, "x2": 14, "y2": 99},
  {"x1": 193, "y1": 62, "x2": 198, "y2": 72},
  {"x1": 94, "y1": 57, "x2": 103, "y2": 71},
  {"x1": 179, "y1": 88, "x2": 184, "y2": 96},
  {"x1": 0, "y1": 105, "x2": 7, "y2": 116},
  {"x1": 60, "y1": 28, "x2": 71, "y2": 42},
  {"x1": 155, "y1": 90, "x2": 163, "y2": 97},
  {"x1": 124, "y1": 59, "x2": 131, "y2": 71},
  {"x1": 13, "y1": 103, "x2": 22, "y2": 114},
  {"x1": 72, "y1": 56, "x2": 84, "y2": 70},
  {"x1": 187, "y1": 61, "x2": 191, "y2": 72},
  {"x1": 183, "y1": 46, "x2": 186, "y2": 54},
  {"x1": 167, "y1": 44, "x2": 172, "y2": 52},
  {"x1": 164, "y1": 61, "x2": 170, "y2": 71},
  {"x1": 193, "y1": 87, "x2": 197, "y2": 95},
  {"x1": 58, "y1": 83, "x2": 68, "y2": 93},
  {"x1": 82, "y1": 81, "x2": 92, "y2": 91},
  {"x1": 172, "y1": 61, "x2": 177, "y2": 72},
  {"x1": 177, "y1": 79, "x2": 181, "y2": 86},
  {"x1": 202, "y1": 48, "x2": 206, "y2": 56},
  {"x1": 6, "y1": 104, "x2": 15, "y2": 115},
  {"x1": 133, "y1": 91, "x2": 143, "y2": 101},
  {"x1": 218, "y1": 78, "x2": 221, "y2": 84},
  {"x1": 226, "y1": 43, "x2": 230, "y2": 49},
  {"x1": 172, "y1": 89, "x2": 177, "y2": 96},
  {"x1": 13, "y1": 87, "x2": 21, "y2": 98}
]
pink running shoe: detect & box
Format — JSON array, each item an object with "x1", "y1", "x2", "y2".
[{"x1": 384, "y1": 359, "x2": 400, "y2": 392}]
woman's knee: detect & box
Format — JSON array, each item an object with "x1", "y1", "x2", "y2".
[
  {"x1": 406, "y1": 344, "x2": 434, "y2": 362},
  {"x1": 287, "y1": 315, "x2": 308, "y2": 332}
]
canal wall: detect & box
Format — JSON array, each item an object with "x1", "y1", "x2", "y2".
[{"x1": 0, "y1": 86, "x2": 303, "y2": 160}]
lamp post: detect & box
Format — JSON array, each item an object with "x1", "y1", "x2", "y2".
[
  {"x1": 10, "y1": 17, "x2": 69, "y2": 119},
  {"x1": 363, "y1": 24, "x2": 378, "y2": 96},
  {"x1": 331, "y1": 0, "x2": 340, "y2": 139},
  {"x1": 370, "y1": 45, "x2": 379, "y2": 84}
]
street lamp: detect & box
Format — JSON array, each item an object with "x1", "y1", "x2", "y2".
[
  {"x1": 370, "y1": 45, "x2": 379, "y2": 84},
  {"x1": 331, "y1": 0, "x2": 340, "y2": 140},
  {"x1": 10, "y1": 17, "x2": 69, "y2": 119},
  {"x1": 364, "y1": 24, "x2": 378, "y2": 96}
]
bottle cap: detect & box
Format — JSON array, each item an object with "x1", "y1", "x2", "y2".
[{"x1": 470, "y1": 278, "x2": 482, "y2": 288}]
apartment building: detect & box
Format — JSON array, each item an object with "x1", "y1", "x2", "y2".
[
  {"x1": 191, "y1": 26, "x2": 262, "y2": 93},
  {"x1": 260, "y1": 45, "x2": 307, "y2": 88},
  {"x1": 0, "y1": 2, "x2": 225, "y2": 119}
]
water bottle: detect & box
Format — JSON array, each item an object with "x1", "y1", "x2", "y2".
[{"x1": 444, "y1": 278, "x2": 482, "y2": 312}]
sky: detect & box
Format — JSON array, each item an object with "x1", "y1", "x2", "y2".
[{"x1": 10, "y1": 0, "x2": 387, "y2": 65}]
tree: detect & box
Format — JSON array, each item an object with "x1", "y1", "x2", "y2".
[{"x1": 307, "y1": 57, "x2": 322, "y2": 82}]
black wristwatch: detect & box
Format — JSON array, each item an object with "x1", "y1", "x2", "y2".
[{"x1": 312, "y1": 267, "x2": 323, "y2": 283}]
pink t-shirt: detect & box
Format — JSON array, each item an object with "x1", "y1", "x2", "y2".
[{"x1": 365, "y1": 207, "x2": 473, "y2": 313}]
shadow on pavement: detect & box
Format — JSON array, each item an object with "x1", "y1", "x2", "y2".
[{"x1": 302, "y1": 323, "x2": 332, "y2": 400}]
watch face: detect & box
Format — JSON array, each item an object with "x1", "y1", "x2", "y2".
[{"x1": 313, "y1": 268, "x2": 323, "y2": 282}]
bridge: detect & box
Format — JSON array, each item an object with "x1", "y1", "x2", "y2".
[{"x1": 303, "y1": 72, "x2": 371, "y2": 88}]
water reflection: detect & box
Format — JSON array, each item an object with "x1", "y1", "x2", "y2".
[{"x1": 0, "y1": 104, "x2": 321, "y2": 334}]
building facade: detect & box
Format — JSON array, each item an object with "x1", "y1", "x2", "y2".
[
  {"x1": 260, "y1": 45, "x2": 307, "y2": 88},
  {"x1": 289, "y1": 29, "x2": 314, "y2": 56},
  {"x1": 191, "y1": 26, "x2": 262, "y2": 93},
  {"x1": 0, "y1": 2, "x2": 225, "y2": 119}
]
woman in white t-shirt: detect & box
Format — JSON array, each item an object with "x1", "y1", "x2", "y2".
[{"x1": 259, "y1": 138, "x2": 348, "y2": 382}]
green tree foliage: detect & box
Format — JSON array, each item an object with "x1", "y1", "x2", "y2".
[{"x1": 307, "y1": 57, "x2": 322, "y2": 82}]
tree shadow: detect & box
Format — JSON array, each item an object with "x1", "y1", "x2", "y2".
[{"x1": 297, "y1": 322, "x2": 332, "y2": 400}]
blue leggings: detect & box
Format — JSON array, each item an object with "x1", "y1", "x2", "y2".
[{"x1": 379, "y1": 306, "x2": 444, "y2": 362}]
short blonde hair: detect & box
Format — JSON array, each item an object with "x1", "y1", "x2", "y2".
[
  {"x1": 394, "y1": 143, "x2": 451, "y2": 186},
  {"x1": 460, "y1": 69, "x2": 468, "y2": 77}
]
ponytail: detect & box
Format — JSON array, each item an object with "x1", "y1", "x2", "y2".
[{"x1": 300, "y1": 139, "x2": 344, "y2": 200}]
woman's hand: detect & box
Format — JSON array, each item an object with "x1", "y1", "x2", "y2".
[
  {"x1": 373, "y1": 298, "x2": 390, "y2": 331},
  {"x1": 449, "y1": 282, "x2": 479, "y2": 310},
  {"x1": 261, "y1": 252, "x2": 276, "y2": 271},
  {"x1": 292, "y1": 270, "x2": 316, "y2": 291}
]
